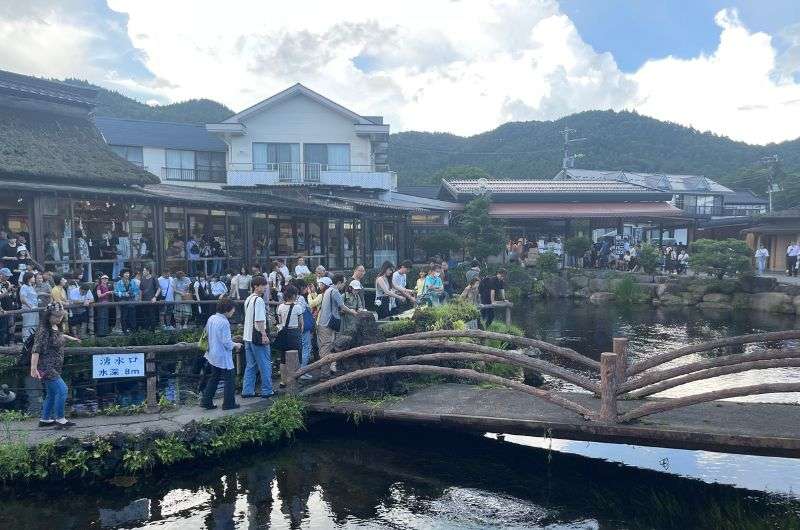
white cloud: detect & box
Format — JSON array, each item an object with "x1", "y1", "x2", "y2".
[{"x1": 1, "y1": 1, "x2": 800, "y2": 144}]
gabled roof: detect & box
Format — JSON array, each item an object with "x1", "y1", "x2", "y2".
[
  {"x1": 726, "y1": 189, "x2": 768, "y2": 205},
  {"x1": 220, "y1": 83, "x2": 379, "y2": 125},
  {"x1": 0, "y1": 69, "x2": 96, "y2": 109},
  {"x1": 555, "y1": 168, "x2": 734, "y2": 194},
  {"x1": 0, "y1": 107, "x2": 159, "y2": 186},
  {"x1": 95, "y1": 116, "x2": 226, "y2": 152}
]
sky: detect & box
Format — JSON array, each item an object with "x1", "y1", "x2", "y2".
[{"x1": 0, "y1": 0, "x2": 799, "y2": 144}]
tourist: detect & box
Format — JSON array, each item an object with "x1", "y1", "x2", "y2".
[
  {"x1": 68, "y1": 282, "x2": 93, "y2": 339},
  {"x1": 309, "y1": 277, "x2": 327, "y2": 320},
  {"x1": 415, "y1": 269, "x2": 427, "y2": 297},
  {"x1": 275, "y1": 284, "x2": 304, "y2": 372},
  {"x1": 94, "y1": 274, "x2": 112, "y2": 336},
  {"x1": 277, "y1": 259, "x2": 291, "y2": 281},
  {"x1": 114, "y1": 269, "x2": 139, "y2": 334},
  {"x1": 30, "y1": 302, "x2": 81, "y2": 428},
  {"x1": 138, "y1": 267, "x2": 158, "y2": 330},
  {"x1": 375, "y1": 262, "x2": 405, "y2": 319},
  {"x1": 113, "y1": 230, "x2": 131, "y2": 280},
  {"x1": 391, "y1": 260, "x2": 416, "y2": 309},
  {"x1": 317, "y1": 274, "x2": 358, "y2": 374},
  {"x1": 461, "y1": 276, "x2": 481, "y2": 306},
  {"x1": 292, "y1": 281, "x2": 315, "y2": 374},
  {"x1": 677, "y1": 248, "x2": 690, "y2": 275},
  {"x1": 0, "y1": 268, "x2": 14, "y2": 345},
  {"x1": 242, "y1": 276, "x2": 273, "y2": 398},
  {"x1": 186, "y1": 235, "x2": 201, "y2": 275},
  {"x1": 347, "y1": 264, "x2": 367, "y2": 308},
  {"x1": 200, "y1": 298, "x2": 242, "y2": 410},
  {"x1": 193, "y1": 271, "x2": 214, "y2": 326},
  {"x1": 20, "y1": 272, "x2": 39, "y2": 339},
  {"x1": 479, "y1": 269, "x2": 506, "y2": 326},
  {"x1": 420, "y1": 265, "x2": 445, "y2": 306},
  {"x1": 173, "y1": 270, "x2": 192, "y2": 329},
  {"x1": 294, "y1": 257, "x2": 311, "y2": 279},
  {"x1": 755, "y1": 244, "x2": 770, "y2": 275},
  {"x1": 465, "y1": 260, "x2": 481, "y2": 283},
  {"x1": 210, "y1": 275, "x2": 228, "y2": 299},
  {"x1": 440, "y1": 260, "x2": 453, "y2": 300},
  {"x1": 787, "y1": 242, "x2": 800, "y2": 276},
  {"x1": 268, "y1": 261, "x2": 286, "y2": 303},
  {"x1": 315, "y1": 265, "x2": 330, "y2": 280},
  {"x1": 230, "y1": 265, "x2": 252, "y2": 301},
  {"x1": 155, "y1": 270, "x2": 175, "y2": 330},
  {"x1": 50, "y1": 275, "x2": 68, "y2": 331}
]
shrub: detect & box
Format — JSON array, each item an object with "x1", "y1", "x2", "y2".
[
  {"x1": 485, "y1": 321, "x2": 524, "y2": 349},
  {"x1": 638, "y1": 243, "x2": 660, "y2": 274},
  {"x1": 535, "y1": 252, "x2": 560, "y2": 275},
  {"x1": 690, "y1": 239, "x2": 752, "y2": 279},
  {"x1": 613, "y1": 277, "x2": 648, "y2": 304},
  {"x1": 565, "y1": 236, "x2": 592, "y2": 260},
  {"x1": 381, "y1": 319, "x2": 417, "y2": 338}
]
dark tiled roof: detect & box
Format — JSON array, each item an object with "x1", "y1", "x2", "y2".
[
  {"x1": 0, "y1": 70, "x2": 96, "y2": 108},
  {"x1": 310, "y1": 192, "x2": 459, "y2": 213},
  {"x1": 444, "y1": 179, "x2": 659, "y2": 195},
  {"x1": 396, "y1": 185, "x2": 441, "y2": 199},
  {"x1": 726, "y1": 189, "x2": 768, "y2": 205},
  {"x1": 555, "y1": 168, "x2": 734, "y2": 194},
  {"x1": 94, "y1": 116, "x2": 226, "y2": 152},
  {"x1": 0, "y1": 107, "x2": 159, "y2": 186}
]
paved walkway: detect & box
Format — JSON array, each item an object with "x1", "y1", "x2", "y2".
[
  {"x1": 761, "y1": 271, "x2": 800, "y2": 286},
  {"x1": 5, "y1": 394, "x2": 278, "y2": 446},
  {"x1": 308, "y1": 384, "x2": 800, "y2": 457}
]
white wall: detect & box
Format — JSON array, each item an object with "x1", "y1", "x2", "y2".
[{"x1": 228, "y1": 94, "x2": 372, "y2": 167}]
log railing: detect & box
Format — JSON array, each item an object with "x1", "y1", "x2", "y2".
[{"x1": 286, "y1": 329, "x2": 800, "y2": 425}]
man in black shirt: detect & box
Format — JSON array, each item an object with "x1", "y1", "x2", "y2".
[{"x1": 479, "y1": 269, "x2": 506, "y2": 326}]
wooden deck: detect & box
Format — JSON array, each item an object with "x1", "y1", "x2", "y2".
[{"x1": 307, "y1": 383, "x2": 800, "y2": 458}]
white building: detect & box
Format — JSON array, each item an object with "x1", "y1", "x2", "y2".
[{"x1": 206, "y1": 83, "x2": 394, "y2": 190}]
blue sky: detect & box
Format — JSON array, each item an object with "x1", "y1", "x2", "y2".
[
  {"x1": 561, "y1": 0, "x2": 800, "y2": 72},
  {"x1": 1, "y1": 1, "x2": 799, "y2": 144}
]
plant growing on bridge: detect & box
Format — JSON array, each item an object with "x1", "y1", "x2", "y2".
[
  {"x1": 689, "y1": 238, "x2": 752, "y2": 279},
  {"x1": 457, "y1": 194, "x2": 506, "y2": 261}
]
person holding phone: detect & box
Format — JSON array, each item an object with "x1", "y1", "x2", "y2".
[{"x1": 30, "y1": 303, "x2": 80, "y2": 428}]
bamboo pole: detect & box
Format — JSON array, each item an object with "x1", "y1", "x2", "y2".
[
  {"x1": 619, "y1": 382, "x2": 800, "y2": 423},
  {"x1": 388, "y1": 329, "x2": 599, "y2": 370},
  {"x1": 299, "y1": 364, "x2": 597, "y2": 420},
  {"x1": 620, "y1": 348, "x2": 800, "y2": 394},
  {"x1": 627, "y1": 330, "x2": 800, "y2": 376},
  {"x1": 599, "y1": 352, "x2": 618, "y2": 423}
]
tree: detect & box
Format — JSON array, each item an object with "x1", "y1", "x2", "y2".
[
  {"x1": 457, "y1": 194, "x2": 506, "y2": 261},
  {"x1": 637, "y1": 243, "x2": 660, "y2": 274},
  {"x1": 435, "y1": 165, "x2": 490, "y2": 181},
  {"x1": 689, "y1": 239, "x2": 752, "y2": 279},
  {"x1": 565, "y1": 236, "x2": 591, "y2": 265},
  {"x1": 416, "y1": 230, "x2": 462, "y2": 259}
]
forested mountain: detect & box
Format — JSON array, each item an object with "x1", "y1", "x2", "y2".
[{"x1": 64, "y1": 79, "x2": 234, "y2": 123}]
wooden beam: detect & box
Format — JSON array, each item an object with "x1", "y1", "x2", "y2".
[{"x1": 599, "y1": 352, "x2": 618, "y2": 423}]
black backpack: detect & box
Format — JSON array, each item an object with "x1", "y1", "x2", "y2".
[{"x1": 16, "y1": 332, "x2": 35, "y2": 367}]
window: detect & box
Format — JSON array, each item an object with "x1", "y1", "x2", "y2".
[
  {"x1": 41, "y1": 198, "x2": 72, "y2": 271},
  {"x1": 163, "y1": 207, "x2": 186, "y2": 271},
  {"x1": 411, "y1": 213, "x2": 445, "y2": 225},
  {"x1": 327, "y1": 219, "x2": 340, "y2": 269},
  {"x1": 129, "y1": 204, "x2": 155, "y2": 272},
  {"x1": 372, "y1": 221, "x2": 397, "y2": 268},
  {"x1": 343, "y1": 219, "x2": 362, "y2": 270},
  {"x1": 110, "y1": 145, "x2": 144, "y2": 167},
  {"x1": 253, "y1": 143, "x2": 300, "y2": 181},
  {"x1": 165, "y1": 150, "x2": 195, "y2": 181},
  {"x1": 303, "y1": 144, "x2": 351, "y2": 170},
  {"x1": 252, "y1": 213, "x2": 271, "y2": 268},
  {"x1": 195, "y1": 151, "x2": 226, "y2": 182},
  {"x1": 227, "y1": 211, "x2": 244, "y2": 273}
]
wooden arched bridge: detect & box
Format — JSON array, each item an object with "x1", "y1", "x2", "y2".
[{"x1": 282, "y1": 329, "x2": 800, "y2": 457}]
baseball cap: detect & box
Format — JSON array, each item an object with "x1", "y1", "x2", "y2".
[
  {"x1": 0, "y1": 268, "x2": 10, "y2": 277},
  {"x1": 349, "y1": 279, "x2": 363, "y2": 290},
  {"x1": 317, "y1": 277, "x2": 332, "y2": 286}
]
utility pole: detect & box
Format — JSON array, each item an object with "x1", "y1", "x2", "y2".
[
  {"x1": 561, "y1": 127, "x2": 586, "y2": 169},
  {"x1": 761, "y1": 154, "x2": 781, "y2": 213}
]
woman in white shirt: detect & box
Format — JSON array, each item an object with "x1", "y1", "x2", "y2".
[
  {"x1": 294, "y1": 257, "x2": 311, "y2": 279},
  {"x1": 229, "y1": 266, "x2": 252, "y2": 300},
  {"x1": 275, "y1": 284, "x2": 304, "y2": 370}
]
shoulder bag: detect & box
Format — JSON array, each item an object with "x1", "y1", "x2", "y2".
[
  {"x1": 247, "y1": 294, "x2": 265, "y2": 346},
  {"x1": 326, "y1": 290, "x2": 341, "y2": 332}
]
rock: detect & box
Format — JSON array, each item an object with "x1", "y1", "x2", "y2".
[
  {"x1": 750, "y1": 292, "x2": 795, "y2": 314},
  {"x1": 740, "y1": 275, "x2": 778, "y2": 294},
  {"x1": 589, "y1": 292, "x2": 615, "y2": 304},
  {"x1": 573, "y1": 287, "x2": 590, "y2": 299},
  {"x1": 702, "y1": 293, "x2": 732, "y2": 304},
  {"x1": 686, "y1": 282, "x2": 710, "y2": 296},
  {"x1": 569, "y1": 275, "x2": 589, "y2": 289},
  {"x1": 656, "y1": 283, "x2": 669, "y2": 297},
  {"x1": 697, "y1": 301, "x2": 733, "y2": 311},
  {"x1": 732, "y1": 293, "x2": 753, "y2": 309},
  {"x1": 638, "y1": 283, "x2": 660, "y2": 298},
  {"x1": 543, "y1": 275, "x2": 571, "y2": 298},
  {"x1": 777, "y1": 284, "x2": 800, "y2": 297},
  {"x1": 588, "y1": 278, "x2": 609, "y2": 292},
  {"x1": 658, "y1": 293, "x2": 691, "y2": 306}
]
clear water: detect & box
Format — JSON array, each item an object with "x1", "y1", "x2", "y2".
[{"x1": 3, "y1": 301, "x2": 800, "y2": 529}]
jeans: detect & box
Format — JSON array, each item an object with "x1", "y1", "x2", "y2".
[
  {"x1": 242, "y1": 341, "x2": 273, "y2": 396},
  {"x1": 481, "y1": 307, "x2": 496, "y2": 326},
  {"x1": 42, "y1": 377, "x2": 67, "y2": 420},
  {"x1": 121, "y1": 305, "x2": 136, "y2": 333},
  {"x1": 301, "y1": 330, "x2": 312, "y2": 367},
  {"x1": 788, "y1": 255, "x2": 797, "y2": 276},
  {"x1": 201, "y1": 363, "x2": 236, "y2": 409},
  {"x1": 757, "y1": 256, "x2": 767, "y2": 274},
  {"x1": 112, "y1": 258, "x2": 124, "y2": 280}
]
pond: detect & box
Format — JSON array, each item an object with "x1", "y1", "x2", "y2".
[{"x1": 2, "y1": 301, "x2": 800, "y2": 529}]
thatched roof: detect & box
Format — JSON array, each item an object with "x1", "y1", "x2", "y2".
[{"x1": 0, "y1": 107, "x2": 159, "y2": 186}]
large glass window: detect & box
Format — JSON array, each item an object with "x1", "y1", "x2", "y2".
[
  {"x1": 327, "y1": 219, "x2": 340, "y2": 269},
  {"x1": 195, "y1": 151, "x2": 226, "y2": 183},
  {"x1": 110, "y1": 145, "x2": 144, "y2": 167},
  {"x1": 303, "y1": 144, "x2": 351, "y2": 170},
  {"x1": 372, "y1": 221, "x2": 397, "y2": 266},
  {"x1": 253, "y1": 143, "x2": 300, "y2": 181},
  {"x1": 164, "y1": 207, "x2": 186, "y2": 272},
  {"x1": 277, "y1": 220, "x2": 294, "y2": 256},
  {"x1": 72, "y1": 199, "x2": 128, "y2": 280},
  {"x1": 40, "y1": 197, "x2": 72, "y2": 273},
  {"x1": 252, "y1": 213, "x2": 271, "y2": 269},
  {"x1": 308, "y1": 221, "x2": 322, "y2": 256},
  {"x1": 227, "y1": 211, "x2": 244, "y2": 273},
  {"x1": 129, "y1": 204, "x2": 155, "y2": 272},
  {"x1": 343, "y1": 219, "x2": 362, "y2": 270},
  {"x1": 164, "y1": 149, "x2": 196, "y2": 181}
]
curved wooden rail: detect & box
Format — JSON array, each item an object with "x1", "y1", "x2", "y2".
[
  {"x1": 619, "y1": 382, "x2": 800, "y2": 423},
  {"x1": 620, "y1": 348, "x2": 800, "y2": 394},
  {"x1": 389, "y1": 329, "x2": 600, "y2": 370},
  {"x1": 626, "y1": 358, "x2": 800, "y2": 399},
  {"x1": 298, "y1": 364, "x2": 597, "y2": 420},
  {"x1": 627, "y1": 330, "x2": 800, "y2": 376},
  {"x1": 294, "y1": 339, "x2": 600, "y2": 393}
]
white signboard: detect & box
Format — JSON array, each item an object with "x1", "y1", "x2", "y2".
[{"x1": 92, "y1": 353, "x2": 145, "y2": 379}]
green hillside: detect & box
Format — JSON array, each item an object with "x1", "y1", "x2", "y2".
[{"x1": 64, "y1": 79, "x2": 234, "y2": 124}]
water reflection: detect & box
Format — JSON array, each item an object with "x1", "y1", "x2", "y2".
[
  {"x1": 2, "y1": 424, "x2": 799, "y2": 529},
  {"x1": 515, "y1": 300, "x2": 800, "y2": 402}
]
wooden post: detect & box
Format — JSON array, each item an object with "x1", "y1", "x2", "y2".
[
  {"x1": 281, "y1": 349, "x2": 300, "y2": 394},
  {"x1": 88, "y1": 306, "x2": 95, "y2": 337},
  {"x1": 599, "y1": 352, "x2": 618, "y2": 423},
  {"x1": 146, "y1": 352, "x2": 158, "y2": 413},
  {"x1": 504, "y1": 303, "x2": 512, "y2": 326},
  {"x1": 612, "y1": 337, "x2": 628, "y2": 388}
]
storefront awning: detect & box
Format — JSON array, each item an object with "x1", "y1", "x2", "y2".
[{"x1": 488, "y1": 201, "x2": 684, "y2": 219}]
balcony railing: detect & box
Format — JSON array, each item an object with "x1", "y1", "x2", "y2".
[
  {"x1": 679, "y1": 205, "x2": 723, "y2": 217},
  {"x1": 227, "y1": 162, "x2": 396, "y2": 190},
  {"x1": 162, "y1": 166, "x2": 227, "y2": 183}
]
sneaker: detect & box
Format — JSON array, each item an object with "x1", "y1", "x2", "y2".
[
  {"x1": 38, "y1": 420, "x2": 55, "y2": 428},
  {"x1": 55, "y1": 420, "x2": 76, "y2": 429},
  {"x1": 330, "y1": 362, "x2": 338, "y2": 373},
  {"x1": 300, "y1": 373, "x2": 314, "y2": 380},
  {"x1": 222, "y1": 404, "x2": 240, "y2": 410},
  {"x1": 240, "y1": 394, "x2": 255, "y2": 398}
]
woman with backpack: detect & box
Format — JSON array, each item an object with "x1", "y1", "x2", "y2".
[
  {"x1": 274, "y1": 284, "x2": 304, "y2": 375},
  {"x1": 291, "y1": 279, "x2": 315, "y2": 377},
  {"x1": 30, "y1": 302, "x2": 81, "y2": 428}
]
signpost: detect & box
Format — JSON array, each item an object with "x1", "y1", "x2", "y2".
[{"x1": 92, "y1": 353, "x2": 145, "y2": 379}]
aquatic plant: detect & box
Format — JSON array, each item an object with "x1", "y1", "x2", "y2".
[{"x1": 613, "y1": 277, "x2": 648, "y2": 304}]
